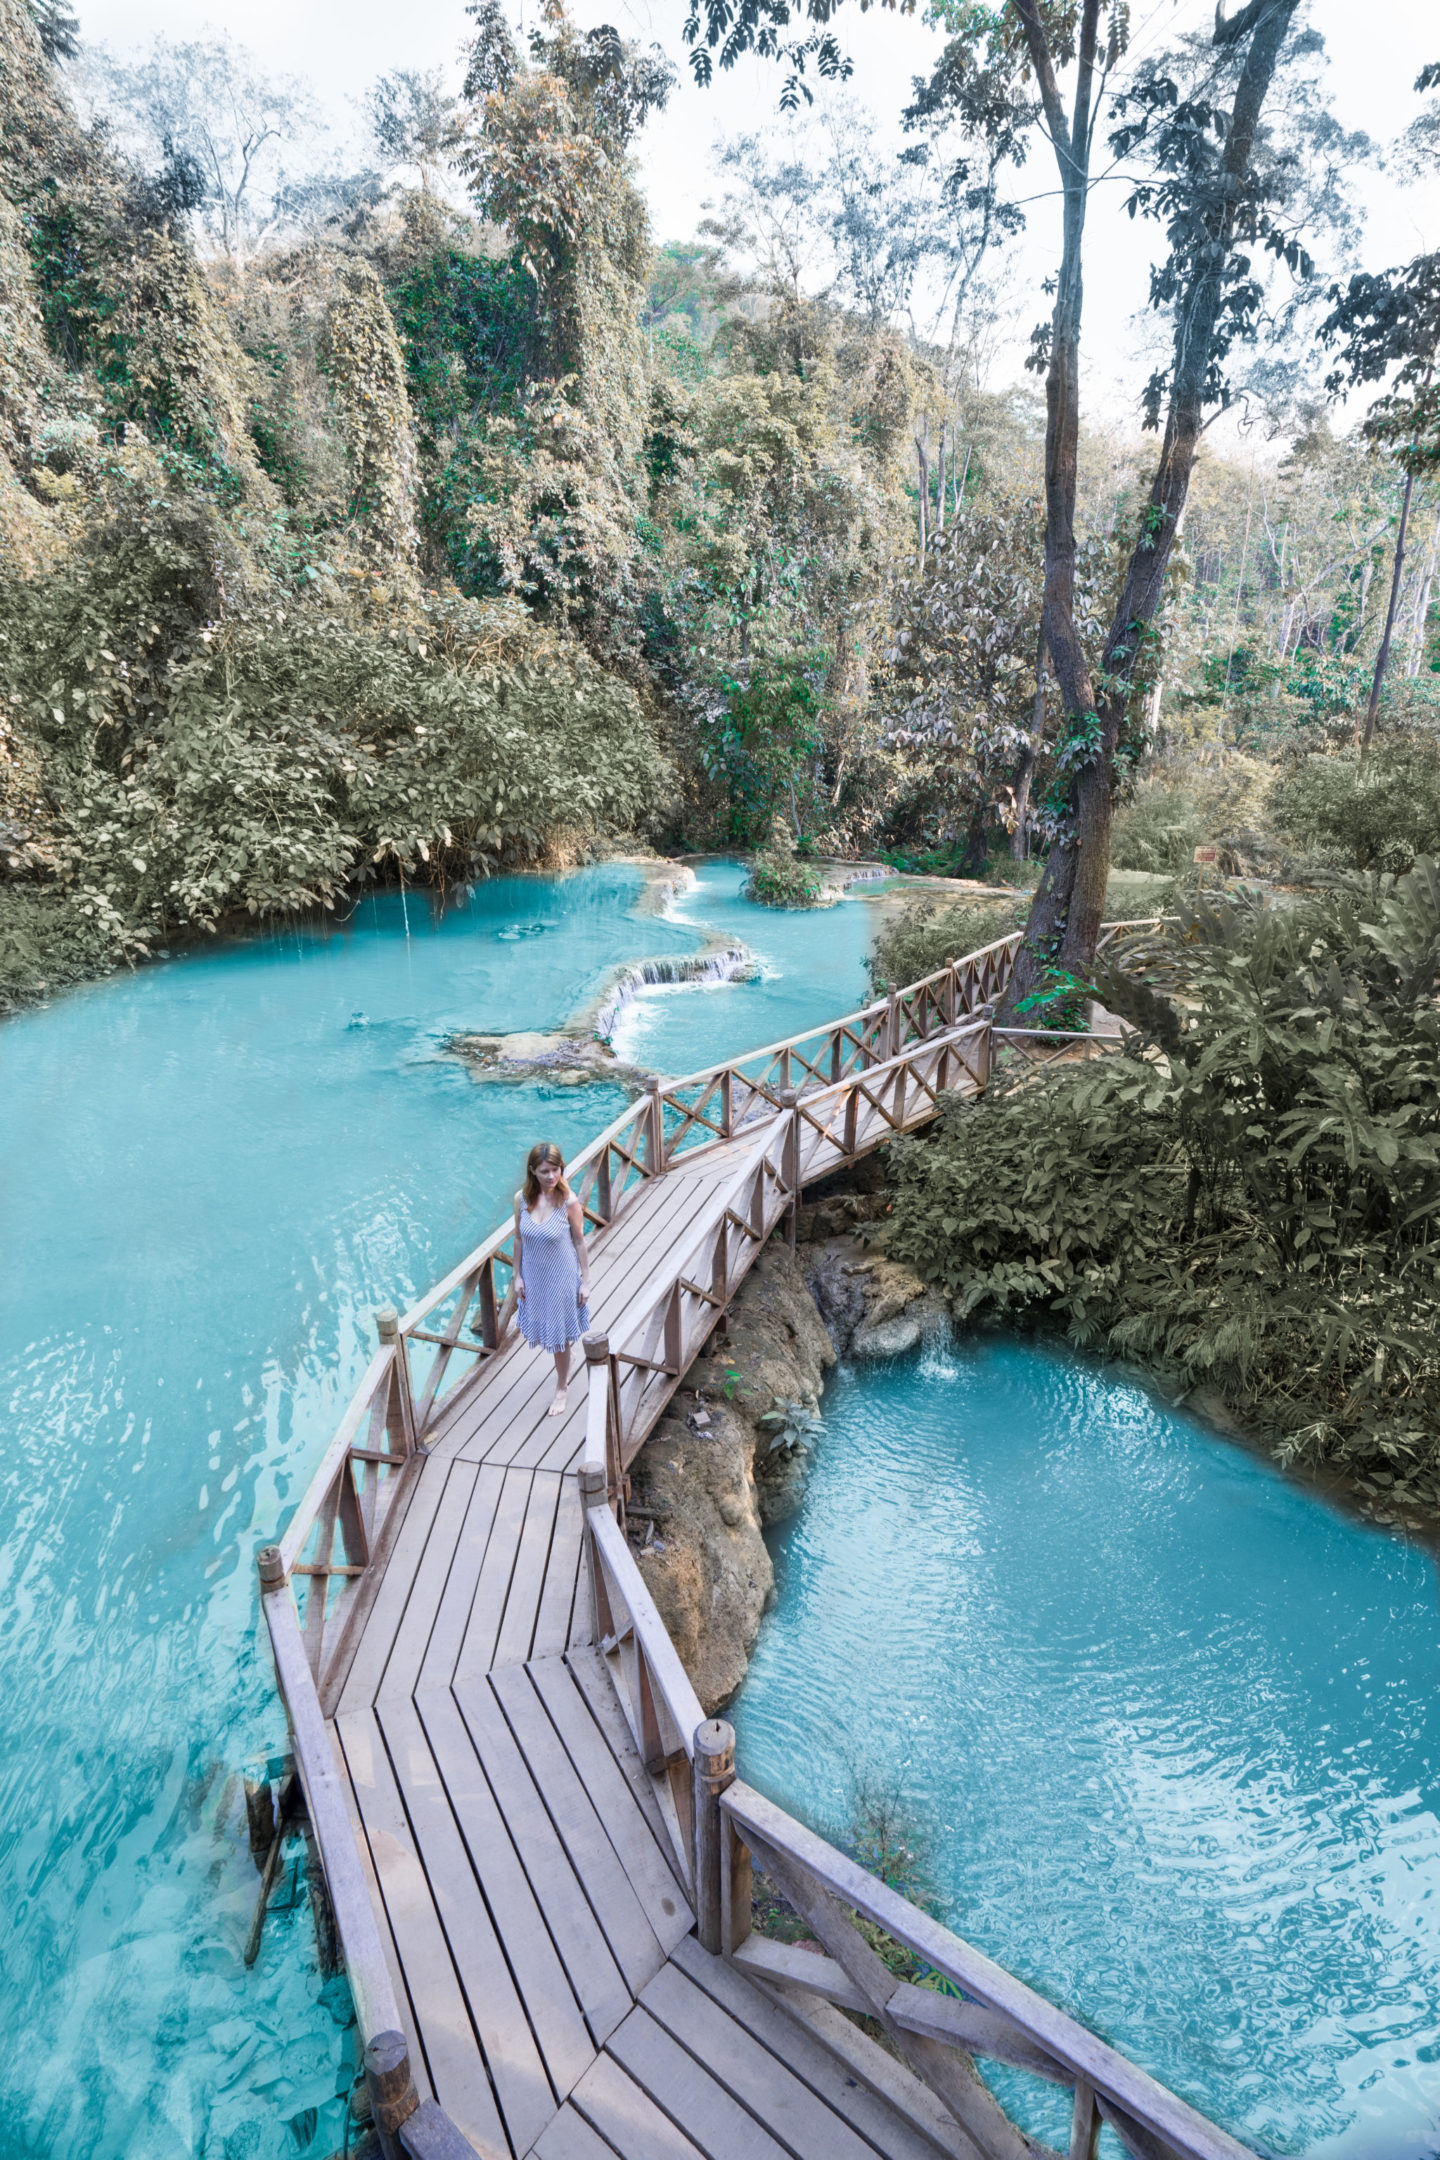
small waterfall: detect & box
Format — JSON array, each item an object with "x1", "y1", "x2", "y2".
[{"x1": 594, "y1": 945, "x2": 753, "y2": 1040}]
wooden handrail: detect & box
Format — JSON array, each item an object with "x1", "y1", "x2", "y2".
[
  {"x1": 256, "y1": 891, "x2": 1239, "y2": 2160},
  {"x1": 263, "y1": 1579, "x2": 406, "y2": 2046},
  {"x1": 587, "y1": 1503, "x2": 706, "y2": 1749},
  {"x1": 650, "y1": 931, "x2": 1023, "y2": 1101},
  {"x1": 277, "y1": 1344, "x2": 394, "y2": 1576},
  {"x1": 722, "y1": 1779, "x2": 1255, "y2": 2160}
]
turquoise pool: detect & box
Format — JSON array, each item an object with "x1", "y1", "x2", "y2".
[
  {"x1": 0, "y1": 861, "x2": 876, "y2": 2159},
  {"x1": 732, "y1": 1336, "x2": 1440, "y2": 2160}
]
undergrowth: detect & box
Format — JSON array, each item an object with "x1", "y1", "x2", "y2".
[{"x1": 889, "y1": 867, "x2": 1440, "y2": 1501}]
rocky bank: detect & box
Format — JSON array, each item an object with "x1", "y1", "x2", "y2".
[{"x1": 627, "y1": 1160, "x2": 938, "y2": 1713}]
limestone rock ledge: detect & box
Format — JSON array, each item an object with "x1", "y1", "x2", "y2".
[
  {"x1": 627, "y1": 1244, "x2": 834, "y2": 1713},
  {"x1": 627, "y1": 1193, "x2": 940, "y2": 1713}
]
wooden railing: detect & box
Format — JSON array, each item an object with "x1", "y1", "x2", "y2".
[
  {"x1": 579, "y1": 1460, "x2": 1254, "y2": 2160},
  {"x1": 270, "y1": 928, "x2": 1046, "y2": 1705},
  {"x1": 717, "y1": 1777, "x2": 1254, "y2": 2160},
  {"x1": 579, "y1": 1016, "x2": 996, "y2": 1513},
  {"x1": 259, "y1": 910, "x2": 1178, "y2": 2158}
]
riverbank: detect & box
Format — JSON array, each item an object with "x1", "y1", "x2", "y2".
[
  {"x1": 625, "y1": 1155, "x2": 941, "y2": 1712},
  {"x1": 0, "y1": 835, "x2": 671, "y2": 1020}
]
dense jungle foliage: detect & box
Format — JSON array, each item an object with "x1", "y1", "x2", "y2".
[
  {"x1": 6, "y1": 0, "x2": 1440, "y2": 1021},
  {"x1": 889, "y1": 870, "x2": 1440, "y2": 1493}
]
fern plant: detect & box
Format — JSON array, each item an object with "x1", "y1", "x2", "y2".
[{"x1": 890, "y1": 864, "x2": 1440, "y2": 1488}]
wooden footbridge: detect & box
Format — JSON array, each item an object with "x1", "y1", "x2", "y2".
[{"x1": 257, "y1": 919, "x2": 1252, "y2": 2160}]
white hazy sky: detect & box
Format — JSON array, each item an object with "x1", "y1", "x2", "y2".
[{"x1": 67, "y1": 0, "x2": 1440, "y2": 426}]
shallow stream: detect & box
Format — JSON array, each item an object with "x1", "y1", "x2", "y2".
[
  {"x1": 732, "y1": 1337, "x2": 1440, "y2": 2160},
  {"x1": 0, "y1": 859, "x2": 874, "y2": 2159}
]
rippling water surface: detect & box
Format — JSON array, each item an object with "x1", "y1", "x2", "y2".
[
  {"x1": 0, "y1": 862, "x2": 874, "y2": 2159},
  {"x1": 733, "y1": 1338, "x2": 1440, "y2": 2160}
]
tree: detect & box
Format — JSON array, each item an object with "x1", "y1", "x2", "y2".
[
  {"x1": 457, "y1": 0, "x2": 673, "y2": 621},
  {"x1": 1322, "y1": 64, "x2": 1440, "y2": 750},
  {"x1": 82, "y1": 35, "x2": 318, "y2": 281},
  {"x1": 26, "y1": 0, "x2": 78, "y2": 63},
  {"x1": 365, "y1": 69, "x2": 466, "y2": 196},
  {"x1": 683, "y1": 0, "x2": 1331, "y2": 1006}
]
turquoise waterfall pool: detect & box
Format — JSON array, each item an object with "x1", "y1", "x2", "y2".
[
  {"x1": 0, "y1": 860, "x2": 875, "y2": 2160},
  {"x1": 731, "y1": 1337, "x2": 1440, "y2": 2160},
  {"x1": 7, "y1": 850, "x2": 1440, "y2": 2160}
]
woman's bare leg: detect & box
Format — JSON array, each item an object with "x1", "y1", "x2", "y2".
[{"x1": 548, "y1": 1344, "x2": 570, "y2": 1415}]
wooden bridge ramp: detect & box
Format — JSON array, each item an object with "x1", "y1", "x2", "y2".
[
  {"x1": 322, "y1": 1035, "x2": 987, "y2": 2159},
  {"x1": 264, "y1": 925, "x2": 1253, "y2": 2160}
]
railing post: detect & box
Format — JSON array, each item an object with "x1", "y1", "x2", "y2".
[
  {"x1": 721, "y1": 1067, "x2": 734, "y2": 1141},
  {"x1": 365, "y1": 2030, "x2": 419, "y2": 2160},
  {"x1": 375, "y1": 1308, "x2": 417, "y2": 1455},
  {"x1": 886, "y1": 985, "x2": 901, "y2": 1061},
  {"x1": 581, "y1": 1333, "x2": 616, "y2": 1633},
  {"x1": 944, "y1": 963, "x2": 958, "y2": 1028},
  {"x1": 977, "y1": 1002, "x2": 995, "y2": 1090},
  {"x1": 692, "y1": 1718, "x2": 736, "y2": 1954},
  {"x1": 779, "y1": 1086, "x2": 800, "y2": 1249},
  {"x1": 583, "y1": 1329, "x2": 618, "y2": 1515},
  {"x1": 644, "y1": 1076, "x2": 667, "y2": 1176},
  {"x1": 1069, "y1": 2078, "x2": 1100, "y2": 2160},
  {"x1": 477, "y1": 1261, "x2": 499, "y2": 1351}
]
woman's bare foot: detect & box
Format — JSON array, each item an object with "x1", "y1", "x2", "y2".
[{"x1": 547, "y1": 1388, "x2": 568, "y2": 1417}]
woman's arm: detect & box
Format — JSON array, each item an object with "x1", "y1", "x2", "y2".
[
  {"x1": 567, "y1": 1195, "x2": 591, "y2": 1298},
  {"x1": 513, "y1": 1195, "x2": 525, "y2": 1300}
]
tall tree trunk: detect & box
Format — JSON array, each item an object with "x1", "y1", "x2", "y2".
[
  {"x1": 1000, "y1": 0, "x2": 1104, "y2": 1012},
  {"x1": 1406, "y1": 505, "x2": 1440, "y2": 677},
  {"x1": 1011, "y1": 631, "x2": 1046, "y2": 860},
  {"x1": 915, "y1": 421, "x2": 930, "y2": 563},
  {"x1": 1009, "y1": 0, "x2": 1300, "y2": 999},
  {"x1": 1361, "y1": 468, "x2": 1415, "y2": 753}
]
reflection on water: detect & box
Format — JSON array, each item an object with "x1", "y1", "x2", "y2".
[
  {"x1": 733, "y1": 1338, "x2": 1440, "y2": 2160},
  {"x1": 0, "y1": 862, "x2": 875, "y2": 2159}
]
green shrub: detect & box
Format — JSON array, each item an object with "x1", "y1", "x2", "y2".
[
  {"x1": 1268, "y1": 735, "x2": 1440, "y2": 874},
  {"x1": 0, "y1": 481, "x2": 662, "y2": 984},
  {"x1": 0, "y1": 886, "x2": 117, "y2": 1010},
  {"x1": 1102, "y1": 868, "x2": 1177, "y2": 920},
  {"x1": 1109, "y1": 781, "x2": 1206, "y2": 875},
  {"x1": 889, "y1": 868, "x2": 1440, "y2": 1487},
  {"x1": 868, "y1": 896, "x2": 1025, "y2": 991},
  {"x1": 746, "y1": 846, "x2": 823, "y2": 908}
]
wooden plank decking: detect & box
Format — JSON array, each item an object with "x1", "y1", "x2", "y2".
[
  {"x1": 315, "y1": 1120, "x2": 970, "y2": 2158},
  {"x1": 261, "y1": 921, "x2": 1255, "y2": 2160}
]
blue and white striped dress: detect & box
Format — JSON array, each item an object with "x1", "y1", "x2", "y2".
[{"x1": 516, "y1": 1203, "x2": 591, "y2": 1352}]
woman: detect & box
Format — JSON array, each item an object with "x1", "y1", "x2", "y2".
[{"x1": 513, "y1": 1141, "x2": 592, "y2": 1416}]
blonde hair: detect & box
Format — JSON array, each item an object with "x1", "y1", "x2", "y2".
[{"x1": 523, "y1": 1141, "x2": 569, "y2": 1206}]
